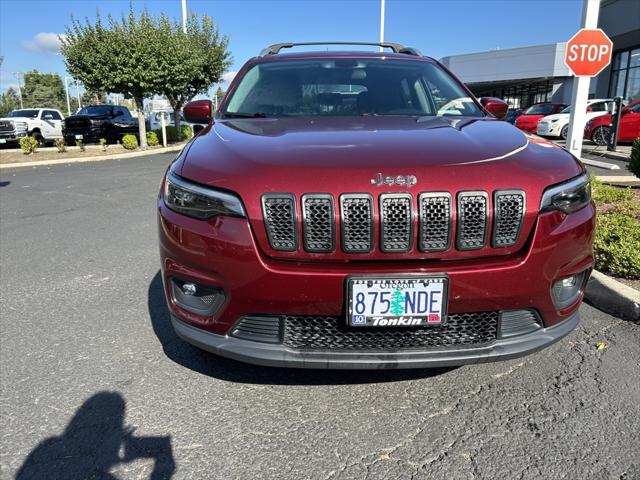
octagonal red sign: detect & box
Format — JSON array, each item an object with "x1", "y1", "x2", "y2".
[{"x1": 565, "y1": 28, "x2": 613, "y2": 77}]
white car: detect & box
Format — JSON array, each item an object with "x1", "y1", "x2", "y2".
[
  {"x1": 0, "y1": 108, "x2": 64, "y2": 147},
  {"x1": 537, "y1": 99, "x2": 613, "y2": 139}
]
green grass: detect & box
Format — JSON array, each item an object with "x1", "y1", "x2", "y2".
[
  {"x1": 594, "y1": 213, "x2": 640, "y2": 279},
  {"x1": 591, "y1": 177, "x2": 634, "y2": 204}
]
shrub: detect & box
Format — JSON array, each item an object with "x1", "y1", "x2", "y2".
[
  {"x1": 181, "y1": 124, "x2": 193, "y2": 140},
  {"x1": 121, "y1": 134, "x2": 138, "y2": 150},
  {"x1": 146, "y1": 131, "x2": 159, "y2": 147},
  {"x1": 591, "y1": 177, "x2": 633, "y2": 204},
  {"x1": 153, "y1": 126, "x2": 178, "y2": 144},
  {"x1": 630, "y1": 137, "x2": 640, "y2": 179},
  {"x1": 99, "y1": 137, "x2": 108, "y2": 152},
  {"x1": 19, "y1": 136, "x2": 38, "y2": 155},
  {"x1": 75, "y1": 139, "x2": 85, "y2": 151},
  {"x1": 594, "y1": 213, "x2": 640, "y2": 279},
  {"x1": 54, "y1": 138, "x2": 66, "y2": 153}
]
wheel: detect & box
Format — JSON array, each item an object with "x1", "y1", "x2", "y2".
[
  {"x1": 560, "y1": 124, "x2": 568, "y2": 140},
  {"x1": 31, "y1": 132, "x2": 46, "y2": 147},
  {"x1": 591, "y1": 126, "x2": 610, "y2": 146}
]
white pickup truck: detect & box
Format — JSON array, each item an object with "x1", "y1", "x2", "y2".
[{"x1": 0, "y1": 108, "x2": 64, "y2": 147}]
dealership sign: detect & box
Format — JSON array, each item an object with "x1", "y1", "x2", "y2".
[{"x1": 565, "y1": 28, "x2": 613, "y2": 77}]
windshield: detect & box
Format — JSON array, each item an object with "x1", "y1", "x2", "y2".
[
  {"x1": 524, "y1": 104, "x2": 556, "y2": 115},
  {"x1": 78, "y1": 105, "x2": 113, "y2": 116},
  {"x1": 224, "y1": 58, "x2": 483, "y2": 118},
  {"x1": 8, "y1": 110, "x2": 39, "y2": 118}
]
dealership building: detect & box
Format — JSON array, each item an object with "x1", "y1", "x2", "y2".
[{"x1": 439, "y1": 0, "x2": 639, "y2": 109}]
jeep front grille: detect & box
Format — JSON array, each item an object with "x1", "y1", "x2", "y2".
[
  {"x1": 456, "y1": 192, "x2": 489, "y2": 250},
  {"x1": 340, "y1": 194, "x2": 374, "y2": 253},
  {"x1": 261, "y1": 190, "x2": 527, "y2": 254},
  {"x1": 492, "y1": 191, "x2": 525, "y2": 247},
  {"x1": 419, "y1": 193, "x2": 452, "y2": 252},
  {"x1": 262, "y1": 194, "x2": 297, "y2": 251},
  {"x1": 302, "y1": 194, "x2": 335, "y2": 252},
  {"x1": 380, "y1": 194, "x2": 413, "y2": 252}
]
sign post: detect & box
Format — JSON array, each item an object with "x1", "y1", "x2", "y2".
[{"x1": 564, "y1": 0, "x2": 612, "y2": 159}]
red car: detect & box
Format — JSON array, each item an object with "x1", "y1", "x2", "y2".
[
  {"x1": 584, "y1": 99, "x2": 640, "y2": 145},
  {"x1": 515, "y1": 103, "x2": 567, "y2": 134},
  {"x1": 158, "y1": 42, "x2": 594, "y2": 369}
]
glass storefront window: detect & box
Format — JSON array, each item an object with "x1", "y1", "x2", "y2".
[{"x1": 609, "y1": 47, "x2": 640, "y2": 102}]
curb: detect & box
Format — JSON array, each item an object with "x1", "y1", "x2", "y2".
[
  {"x1": 585, "y1": 270, "x2": 640, "y2": 323},
  {"x1": 0, "y1": 144, "x2": 184, "y2": 170}
]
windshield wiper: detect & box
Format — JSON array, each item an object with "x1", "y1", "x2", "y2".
[{"x1": 222, "y1": 111, "x2": 268, "y2": 119}]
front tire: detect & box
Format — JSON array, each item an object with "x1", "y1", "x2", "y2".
[
  {"x1": 591, "y1": 126, "x2": 610, "y2": 146},
  {"x1": 560, "y1": 125, "x2": 568, "y2": 140},
  {"x1": 31, "y1": 132, "x2": 46, "y2": 148}
]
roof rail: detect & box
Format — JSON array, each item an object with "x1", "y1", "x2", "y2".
[{"x1": 259, "y1": 42, "x2": 422, "y2": 57}]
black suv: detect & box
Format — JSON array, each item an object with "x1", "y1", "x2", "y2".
[{"x1": 63, "y1": 105, "x2": 138, "y2": 145}]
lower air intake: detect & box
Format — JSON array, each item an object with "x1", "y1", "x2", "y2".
[{"x1": 283, "y1": 312, "x2": 498, "y2": 350}]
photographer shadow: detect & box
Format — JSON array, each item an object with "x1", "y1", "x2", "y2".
[{"x1": 16, "y1": 392, "x2": 175, "y2": 480}]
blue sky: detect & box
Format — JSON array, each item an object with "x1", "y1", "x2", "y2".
[{"x1": 0, "y1": 0, "x2": 585, "y2": 94}]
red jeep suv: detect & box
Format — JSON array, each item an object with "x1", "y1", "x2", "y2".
[{"x1": 158, "y1": 42, "x2": 595, "y2": 369}]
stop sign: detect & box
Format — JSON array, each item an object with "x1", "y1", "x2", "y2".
[{"x1": 565, "y1": 28, "x2": 613, "y2": 77}]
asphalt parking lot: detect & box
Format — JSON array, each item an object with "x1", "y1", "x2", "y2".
[{"x1": 1, "y1": 155, "x2": 639, "y2": 480}]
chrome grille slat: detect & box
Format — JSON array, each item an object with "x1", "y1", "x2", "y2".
[
  {"x1": 418, "y1": 192, "x2": 452, "y2": 252},
  {"x1": 340, "y1": 194, "x2": 373, "y2": 253},
  {"x1": 380, "y1": 194, "x2": 413, "y2": 252},
  {"x1": 261, "y1": 194, "x2": 297, "y2": 251},
  {"x1": 302, "y1": 194, "x2": 335, "y2": 252},
  {"x1": 493, "y1": 190, "x2": 525, "y2": 248},
  {"x1": 456, "y1": 191, "x2": 489, "y2": 250}
]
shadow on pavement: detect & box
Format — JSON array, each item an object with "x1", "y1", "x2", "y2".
[
  {"x1": 148, "y1": 271, "x2": 455, "y2": 385},
  {"x1": 0, "y1": 181, "x2": 10, "y2": 187},
  {"x1": 16, "y1": 392, "x2": 175, "y2": 480}
]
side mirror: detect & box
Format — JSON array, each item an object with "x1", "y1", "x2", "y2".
[
  {"x1": 621, "y1": 106, "x2": 631, "y2": 115},
  {"x1": 480, "y1": 97, "x2": 508, "y2": 120},
  {"x1": 184, "y1": 100, "x2": 213, "y2": 124},
  {"x1": 44, "y1": 114, "x2": 53, "y2": 120}
]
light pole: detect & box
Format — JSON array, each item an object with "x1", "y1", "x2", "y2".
[
  {"x1": 182, "y1": 0, "x2": 187, "y2": 34},
  {"x1": 13, "y1": 72, "x2": 24, "y2": 109},
  {"x1": 64, "y1": 76, "x2": 72, "y2": 116},
  {"x1": 379, "y1": 0, "x2": 385, "y2": 51},
  {"x1": 75, "y1": 80, "x2": 82, "y2": 110}
]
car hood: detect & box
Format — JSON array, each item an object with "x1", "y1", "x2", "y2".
[
  {"x1": 177, "y1": 116, "x2": 583, "y2": 261},
  {"x1": 539, "y1": 113, "x2": 568, "y2": 123},
  {"x1": 0, "y1": 116, "x2": 31, "y2": 122}
]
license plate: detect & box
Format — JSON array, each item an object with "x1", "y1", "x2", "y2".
[
  {"x1": 75, "y1": 134, "x2": 83, "y2": 140},
  {"x1": 0, "y1": 139, "x2": 6, "y2": 144},
  {"x1": 347, "y1": 276, "x2": 448, "y2": 327}
]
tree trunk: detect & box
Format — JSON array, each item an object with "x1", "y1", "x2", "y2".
[{"x1": 135, "y1": 97, "x2": 148, "y2": 150}]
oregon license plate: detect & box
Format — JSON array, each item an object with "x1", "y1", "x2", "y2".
[{"x1": 347, "y1": 276, "x2": 448, "y2": 327}]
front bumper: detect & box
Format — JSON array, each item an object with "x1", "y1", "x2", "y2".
[
  {"x1": 537, "y1": 122, "x2": 561, "y2": 137},
  {"x1": 171, "y1": 311, "x2": 580, "y2": 369},
  {"x1": 0, "y1": 131, "x2": 27, "y2": 144},
  {"x1": 158, "y1": 195, "x2": 595, "y2": 368}
]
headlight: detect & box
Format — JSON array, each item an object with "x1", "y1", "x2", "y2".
[
  {"x1": 14, "y1": 121, "x2": 28, "y2": 131},
  {"x1": 539, "y1": 173, "x2": 591, "y2": 214},
  {"x1": 164, "y1": 170, "x2": 246, "y2": 219}
]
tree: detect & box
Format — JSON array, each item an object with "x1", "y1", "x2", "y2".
[
  {"x1": 214, "y1": 87, "x2": 226, "y2": 109},
  {"x1": 62, "y1": 8, "x2": 167, "y2": 148},
  {"x1": 156, "y1": 12, "x2": 231, "y2": 138},
  {"x1": 22, "y1": 70, "x2": 66, "y2": 111},
  {"x1": 0, "y1": 87, "x2": 21, "y2": 116},
  {"x1": 390, "y1": 289, "x2": 405, "y2": 316}
]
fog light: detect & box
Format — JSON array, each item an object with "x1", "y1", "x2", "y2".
[
  {"x1": 182, "y1": 283, "x2": 197, "y2": 296},
  {"x1": 170, "y1": 278, "x2": 225, "y2": 316},
  {"x1": 551, "y1": 271, "x2": 587, "y2": 309}
]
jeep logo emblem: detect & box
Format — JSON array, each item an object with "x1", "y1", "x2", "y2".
[{"x1": 370, "y1": 173, "x2": 417, "y2": 187}]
